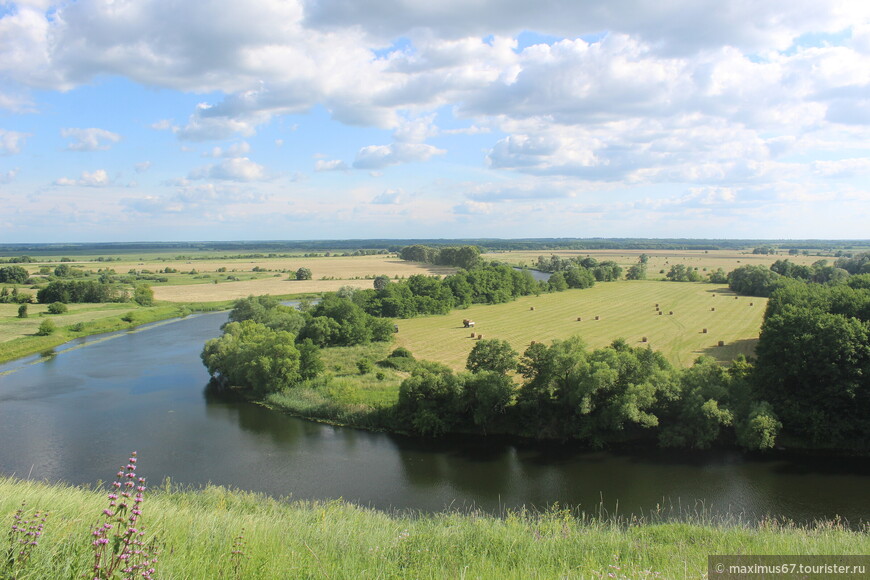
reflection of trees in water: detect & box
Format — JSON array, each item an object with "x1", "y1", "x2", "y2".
[
  {"x1": 393, "y1": 436, "x2": 520, "y2": 502},
  {"x1": 202, "y1": 380, "x2": 323, "y2": 446}
]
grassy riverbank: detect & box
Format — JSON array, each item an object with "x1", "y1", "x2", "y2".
[
  {"x1": 0, "y1": 301, "x2": 237, "y2": 365},
  {"x1": 2, "y1": 477, "x2": 867, "y2": 580}
]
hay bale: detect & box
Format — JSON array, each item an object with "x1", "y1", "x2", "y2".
[
  {"x1": 750, "y1": 302, "x2": 754, "y2": 306},
  {"x1": 595, "y1": 315, "x2": 600, "y2": 320},
  {"x1": 658, "y1": 311, "x2": 663, "y2": 316},
  {"x1": 477, "y1": 334, "x2": 483, "y2": 340},
  {"x1": 530, "y1": 340, "x2": 536, "y2": 345},
  {"x1": 470, "y1": 332, "x2": 476, "y2": 338},
  {"x1": 718, "y1": 340, "x2": 725, "y2": 347},
  {"x1": 711, "y1": 307, "x2": 715, "y2": 311},
  {"x1": 641, "y1": 336, "x2": 648, "y2": 342},
  {"x1": 669, "y1": 311, "x2": 674, "y2": 315},
  {"x1": 655, "y1": 303, "x2": 659, "y2": 307},
  {"x1": 577, "y1": 316, "x2": 582, "y2": 321},
  {"x1": 735, "y1": 296, "x2": 739, "y2": 300},
  {"x1": 703, "y1": 328, "x2": 708, "y2": 333}
]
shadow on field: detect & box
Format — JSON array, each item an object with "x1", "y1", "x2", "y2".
[{"x1": 699, "y1": 337, "x2": 758, "y2": 363}]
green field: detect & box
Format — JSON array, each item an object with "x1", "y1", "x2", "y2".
[
  {"x1": 2, "y1": 476, "x2": 866, "y2": 580},
  {"x1": 395, "y1": 280, "x2": 765, "y2": 369}
]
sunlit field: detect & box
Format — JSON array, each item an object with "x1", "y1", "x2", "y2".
[
  {"x1": 395, "y1": 280, "x2": 766, "y2": 369},
  {"x1": 485, "y1": 248, "x2": 825, "y2": 280}
]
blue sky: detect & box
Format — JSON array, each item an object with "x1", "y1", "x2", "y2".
[{"x1": 1, "y1": 0, "x2": 868, "y2": 243}]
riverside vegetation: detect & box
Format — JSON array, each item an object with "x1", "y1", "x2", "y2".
[{"x1": 202, "y1": 247, "x2": 870, "y2": 453}]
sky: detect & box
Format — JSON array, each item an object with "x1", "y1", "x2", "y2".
[{"x1": 0, "y1": 0, "x2": 869, "y2": 243}]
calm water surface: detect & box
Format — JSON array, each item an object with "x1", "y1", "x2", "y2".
[{"x1": 1, "y1": 311, "x2": 867, "y2": 525}]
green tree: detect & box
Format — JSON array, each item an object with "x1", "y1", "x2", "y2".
[
  {"x1": 0, "y1": 265, "x2": 29, "y2": 284},
  {"x1": 47, "y1": 302, "x2": 68, "y2": 314},
  {"x1": 728, "y1": 265, "x2": 781, "y2": 296},
  {"x1": 36, "y1": 319, "x2": 56, "y2": 336},
  {"x1": 462, "y1": 371, "x2": 514, "y2": 431},
  {"x1": 297, "y1": 338, "x2": 324, "y2": 380},
  {"x1": 295, "y1": 267, "x2": 313, "y2": 280},
  {"x1": 17, "y1": 304, "x2": 27, "y2": 318},
  {"x1": 201, "y1": 320, "x2": 302, "y2": 395},
  {"x1": 133, "y1": 284, "x2": 155, "y2": 306},
  {"x1": 547, "y1": 271, "x2": 568, "y2": 292},
  {"x1": 397, "y1": 363, "x2": 464, "y2": 435},
  {"x1": 373, "y1": 275, "x2": 391, "y2": 290},
  {"x1": 466, "y1": 338, "x2": 518, "y2": 374}
]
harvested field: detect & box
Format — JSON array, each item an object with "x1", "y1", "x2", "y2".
[
  {"x1": 394, "y1": 280, "x2": 766, "y2": 370},
  {"x1": 485, "y1": 249, "x2": 823, "y2": 280}
]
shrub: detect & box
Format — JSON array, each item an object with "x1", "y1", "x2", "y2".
[
  {"x1": 17, "y1": 304, "x2": 27, "y2": 318},
  {"x1": 47, "y1": 302, "x2": 68, "y2": 314},
  {"x1": 36, "y1": 319, "x2": 55, "y2": 336}
]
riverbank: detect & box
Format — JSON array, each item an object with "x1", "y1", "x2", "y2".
[{"x1": 3, "y1": 476, "x2": 867, "y2": 579}]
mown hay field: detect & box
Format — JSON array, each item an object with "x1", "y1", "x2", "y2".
[
  {"x1": 394, "y1": 280, "x2": 766, "y2": 369},
  {"x1": 151, "y1": 257, "x2": 455, "y2": 302},
  {"x1": 484, "y1": 248, "x2": 823, "y2": 279}
]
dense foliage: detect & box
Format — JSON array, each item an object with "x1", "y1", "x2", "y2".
[
  {"x1": 395, "y1": 337, "x2": 781, "y2": 450},
  {"x1": 754, "y1": 281, "x2": 870, "y2": 447},
  {"x1": 201, "y1": 295, "x2": 395, "y2": 393},
  {"x1": 351, "y1": 263, "x2": 550, "y2": 318},
  {"x1": 37, "y1": 280, "x2": 128, "y2": 303}
]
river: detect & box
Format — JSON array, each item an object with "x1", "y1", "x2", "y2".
[{"x1": 0, "y1": 311, "x2": 867, "y2": 525}]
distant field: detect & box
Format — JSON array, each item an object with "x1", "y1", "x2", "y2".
[
  {"x1": 151, "y1": 256, "x2": 455, "y2": 302},
  {"x1": 485, "y1": 248, "x2": 824, "y2": 280},
  {"x1": 394, "y1": 280, "x2": 766, "y2": 369}
]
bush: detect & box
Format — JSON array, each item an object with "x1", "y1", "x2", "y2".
[
  {"x1": 36, "y1": 319, "x2": 56, "y2": 336},
  {"x1": 47, "y1": 302, "x2": 68, "y2": 314},
  {"x1": 17, "y1": 304, "x2": 27, "y2": 318},
  {"x1": 356, "y1": 358, "x2": 374, "y2": 375},
  {"x1": 389, "y1": 347, "x2": 414, "y2": 359}
]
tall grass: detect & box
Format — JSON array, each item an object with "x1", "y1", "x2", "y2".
[{"x1": 2, "y1": 476, "x2": 868, "y2": 579}]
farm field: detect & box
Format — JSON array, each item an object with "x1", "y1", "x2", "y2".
[
  {"x1": 485, "y1": 248, "x2": 824, "y2": 280},
  {"x1": 394, "y1": 280, "x2": 766, "y2": 369}
]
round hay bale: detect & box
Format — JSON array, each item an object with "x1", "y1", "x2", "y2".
[
  {"x1": 595, "y1": 315, "x2": 600, "y2": 320},
  {"x1": 718, "y1": 340, "x2": 725, "y2": 347},
  {"x1": 703, "y1": 328, "x2": 708, "y2": 333},
  {"x1": 530, "y1": 340, "x2": 536, "y2": 345},
  {"x1": 735, "y1": 296, "x2": 739, "y2": 300},
  {"x1": 669, "y1": 311, "x2": 674, "y2": 315},
  {"x1": 577, "y1": 316, "x2": 582, "y2": 321},
  {"x1": 658, "y1": 311, "x2": 663, "y2": 316},
  {"x1": 711, "y1": 307, "x2": 715, "y2": 311},
  {"x1": 641, "y1": 336, "x2": 648, "y2": 342},
  {"x1": 750, "y1": 302, "x2": 754, "y2": 306},
  {"x1": 477, "y1": 334, "x2": 482, "y2": 340},
  {"x1": 530, "y1": 306, "x2": 535, "y2": 311},
  {"x1": 470, "y1": 332, "x2": 476, "y2": 338}
]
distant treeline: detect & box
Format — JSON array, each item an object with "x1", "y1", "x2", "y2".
[{"x1": 4, "y1": 238, "x2": 870, "y2": 258}]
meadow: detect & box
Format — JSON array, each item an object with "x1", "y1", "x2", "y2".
[
  {"x1": 3, "y1": 476, "x2": 867, "y2": 580},
  {"x1": 394, "y1": 280, "x2": 765, "y2": 370},
  {"x1": 486, "y1": 248, "x2": 824, "y2": 280}
]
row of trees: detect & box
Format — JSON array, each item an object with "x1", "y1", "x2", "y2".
[
  {"x1": 398, "y1": 245, "x2": 483, "y2": 270},
  {"x1": 533, "y1": 255, "x2": 623, "y2": 282},
  {"x1": 396, "y1": 338, "x2": 780, "y2": 449}
]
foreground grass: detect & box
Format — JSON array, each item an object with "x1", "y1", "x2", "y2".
[{"x1": 2, "y1": 477, "x2": 867, "y2": 580}]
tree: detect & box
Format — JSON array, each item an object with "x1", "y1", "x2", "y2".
[
  {"x1": 133, "y1": 284, "x2": 155, "y2": 306},
  {"x1": 295, "y1": 267, "x2": 313, "y2": 280},
  {"x1": 728, "y1": 265, "x2": 781, "y2": 296},
  {"x1": 397, "y1": 363, "x2": 464, "y2": 435},
  {"x1": 0, "y1": 265, "x2": 29, "y2": 284},
  {"x1": 201, "y1": 320, "x2": 303, "y2": 395},
  {"x1": 462, "y1": 371, "x2": 514, "y2": 431},
  {"x1": 754, "y1": 304, "x2": 870, "y2": 446},
  {"x1": 547, "y1": 271, "x2": 568, "y2": 292},
  {"x1": 373, "y1": 275, "x2": 391, "y2": 290},
  {"x1": 47, "y1": 302, "x2": 68, "y2": 314},
  {"x1": 466, "y1": 339, "x2": 518, "y2": 374},
  {"x1": 17, "y1": 304, "x2": 28, "y2": 318},
  {"x1": 36, "y1": 319, "x2": 56, "y2": 336}
]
